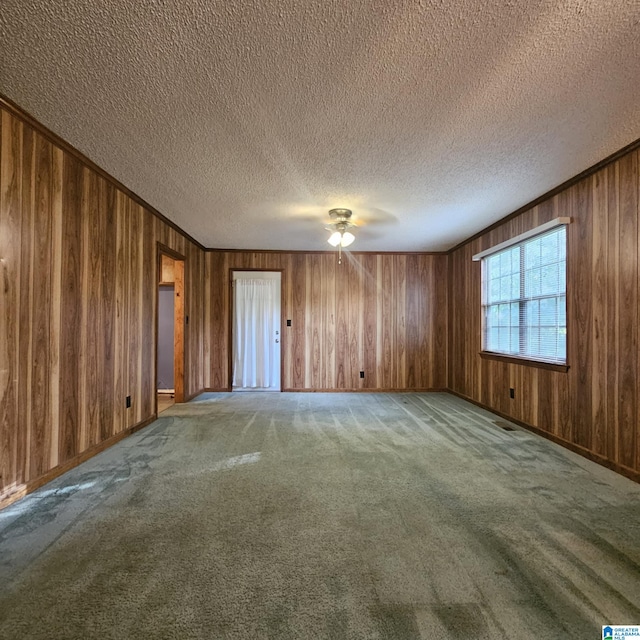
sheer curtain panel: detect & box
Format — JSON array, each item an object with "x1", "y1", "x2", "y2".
[{"x1": 233, "y1": 278, "x2": 280, "y2": 389}]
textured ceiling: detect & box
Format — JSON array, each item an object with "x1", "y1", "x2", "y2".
[{"x1": 1, "y1": 0, "x2": 639, "y2": 251}]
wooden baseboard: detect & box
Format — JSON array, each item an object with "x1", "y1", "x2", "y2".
[
  {"x1": 0, "y1": 415, "x2": 157, "y2": 511},
  {"x1": 203, "y1": 387, "x2": 448, "y2": 393},
  {"x1": 447, "y1": 390, "x2": 640, "y2": 484},
  {"x1": 184, "y1": 389, "x2": 206, "y2": 402},
  {"x1": 283, "y1": 387, "x2": 449, "y2": 393}
]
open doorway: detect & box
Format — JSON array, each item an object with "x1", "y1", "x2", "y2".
[
  {"x1": 157, "y1": 245, "x2": 185, "y2": 413},
  {"x1": 231, "y1": 270, "x2": 282, "y2": 391}
]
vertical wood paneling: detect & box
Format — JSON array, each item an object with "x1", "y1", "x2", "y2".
[
  {"x1": 18, "y1": 126, "x2": 34, "y2": 482},
  {"x1": 322, "y1": 254, "x2": 336, "y2": 387},
  {"x1": 114, "y1": 192, "x2": 128, "y2": 434},
  {"x1": 449, "y1": 145, "x2": 640, "y2": 478},
  {"x1": 435, "y1": 253, "x2": 448, "y2": 388},
  {"x1": 362, "y1": 254, "x2": 377, "y2": 390},
  {"x1": 592, "y1": 170, "x2": 608, "y2": 456},
  {"x1": 59, "y1": 154, "x2": 83, "y2": 463},
  {"x1": 49, "y1": 146, "x2": 63, "y2": 468},
  {"x1": 405, "y1": 255, "x2": 419, "y2": 388},
  {"x1": 128, "y1": 203, "x2": 142, "y2": 426},
  {"x1": 605, "y1": 160, "x2": 619, "y2": 461},
  {"x1": 0, "y1": 111, "x2": 21, "y2": 495},
  {"x1": 0, "y1": 105, "x2": 206, "y2": 505},
  {"x1": 308, "y1": 255, "x2": 321, "y2": 388},
  {"x1": 81, "y1": 167, "x2": 100, "y2": 449},
  {"x1": 291, "y1": 255, "x2": 306, "y2": 388},
  {"x1": 572, "y1": 179, "x2": 593, "y2": 450},
  {"x1": 618, "y1": 152, "x2": 638, "y2": 471},
  {"x1": 209, "y1": 250, "x2": 226, "y2": 389},
  {"x1": 101, "y1": 179, "x2": 116, "y2": 442},
  {"x1": 205, "y1": 251, "x2": 448, "y2": 391},
  {"x1": 347, "y1": 256, "x2": 360, "y2": 387},
  {"x1": 395, "y1": 255, "x2": 407, "y2": 388}
]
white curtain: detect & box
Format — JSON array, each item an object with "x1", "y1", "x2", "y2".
[{"x1": 233, "y1": 278, "x2": 279, "y2": 389}]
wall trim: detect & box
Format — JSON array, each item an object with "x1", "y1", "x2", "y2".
[
  {"x1": 207, "y1": 248, "x2": 448, "y2": 256},
  {"x1": 447, "y1": 390, "x2": 640, "y2": 484},
  {"x1": 0, "y1": 415, "x2": 157, "y2": 511},
  {"x1": 0, "y1": 93, "x2": 206, "y2": 252}
]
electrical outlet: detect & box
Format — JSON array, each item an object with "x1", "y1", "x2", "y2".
[
  {"x1": 360, "y1": 371, "x2": 365, "y2": 379},
  {"x1": 126, "y1": 395, "x2": 132, "y2": 408},
  {"x1": 509, "y1": 388, "x2": 515, "y2": 399},
  {"x1": 286, "y1": 319, "x2": 292, "y2": 326}
]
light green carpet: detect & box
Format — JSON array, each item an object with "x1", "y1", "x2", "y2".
[{"x1": 1, "y1": 392, "x2": 639, "y2": 639}]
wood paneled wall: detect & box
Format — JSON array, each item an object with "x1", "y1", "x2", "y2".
[
  {"x1": 449, "y1": 147, "x2": 640, "y2": 479},
  {"x1": 205, "y1": 252, "x2": 448, "y2": 391},
  {"x1": 0, "y1": 105, "x2": 206, "y2": 505}
]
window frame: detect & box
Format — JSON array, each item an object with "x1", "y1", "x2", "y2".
[{"x1": 473, "y1": 218, "x2": 570, "y2": 371}]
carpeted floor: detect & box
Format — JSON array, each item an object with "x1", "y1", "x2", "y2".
[{"x1": 1, "y1": 392, "x2": 639, "y2": 639}]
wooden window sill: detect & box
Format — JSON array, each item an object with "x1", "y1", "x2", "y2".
[{"x1": 479, "y1": 351, "x2": 569, "y2": 372}]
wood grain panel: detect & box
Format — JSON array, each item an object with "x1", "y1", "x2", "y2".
[
  {"x1": 59, "y1": 154, "x2": 83, "y2": 463},
  {"x1": 405, "y1": 255, "x2": 419, "y2": 389},
  {"x1": 449, "y1": 146, "x2": 640, "y2": 479},
  {"x1": 81, "y1": 167, "x2": 100, "y2": 449},
  {"x1": 290, "y1": 254, "x2": 306, "y2": 389},
  {"x1": 0, "y1": 103, "x2": 206, "y2": 506},
  {"x1": 0, "y1": 110, "x2": 21, "y2": 496},
  {"x1": 434, "y1": 253, "x2": 448, "y2": 388},
  {"x1": 572, "y1": 178, "x2": 593, "y2": 450},
  {"x1": 618, "y1": 151, "x2": 638, "y2": 471},
  {"x1": 18, "y1": 125, "x2": 34, "y2": 482},
  {"x1": 591, "y1": 169, "x2": 608, "y2": 456},
  {"x1": 101, "y1": 179, "x2": 116, "y2": 443},
  {"x1": 362, "y1": 254, "x2": 377, "y2": 390}
]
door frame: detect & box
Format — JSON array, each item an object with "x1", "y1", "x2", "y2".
[
  {"x1": 228, "y1": 268, "x2": 285, "y2": 391},
  {"x1": 156, "y1": 243, "x2": 186, "y2": 412}
]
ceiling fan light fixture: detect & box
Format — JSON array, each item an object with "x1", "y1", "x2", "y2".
[
  {"x1": 326, "y1": 208, "x2": 355, "y2": 263},
  {"x1": 341, "y1": 231, "x2": 355, "y2": 247},
  {"x1": 327, "y1": 230, "x2": 355, "y2": 247},
  {"x1": 328, "y1": 231, "x2": 342, "y2": 247}
]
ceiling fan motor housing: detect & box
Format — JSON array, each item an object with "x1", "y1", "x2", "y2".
[{"x1": 328, "y1": 208, "x2": 353, "y2": 227}]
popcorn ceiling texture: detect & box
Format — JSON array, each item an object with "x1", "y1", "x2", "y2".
[{"x1": 1, "y1": 0, "x2": 639, "y2": 251}]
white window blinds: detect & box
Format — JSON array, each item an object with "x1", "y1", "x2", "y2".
[{"x1": 479, "y1": 223, "x2": 568, "y2": 364}]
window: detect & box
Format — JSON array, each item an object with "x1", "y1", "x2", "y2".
[{"x1": 474, "y1": 220, "x2": 568, "y2": 365}]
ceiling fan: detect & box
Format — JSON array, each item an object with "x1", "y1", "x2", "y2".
[{"x1": 326, "y1": 208, "x2": 355, "y2": 264}]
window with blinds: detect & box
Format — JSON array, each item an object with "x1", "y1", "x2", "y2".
[{"x1": 480, "y1": 224, "x2": 567, "y2": 364}]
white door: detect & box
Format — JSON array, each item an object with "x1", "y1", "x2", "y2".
[{"x1": 232, "y1": 271, "x2": 281, "y2": 390}]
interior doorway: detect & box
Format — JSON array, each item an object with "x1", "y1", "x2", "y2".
[
  {"x1": 231, "y1": 270, "x2": 282, "y2": 391},
  {"x1": 157, "y1": 246, "x2": 185, "y2": 412}
]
